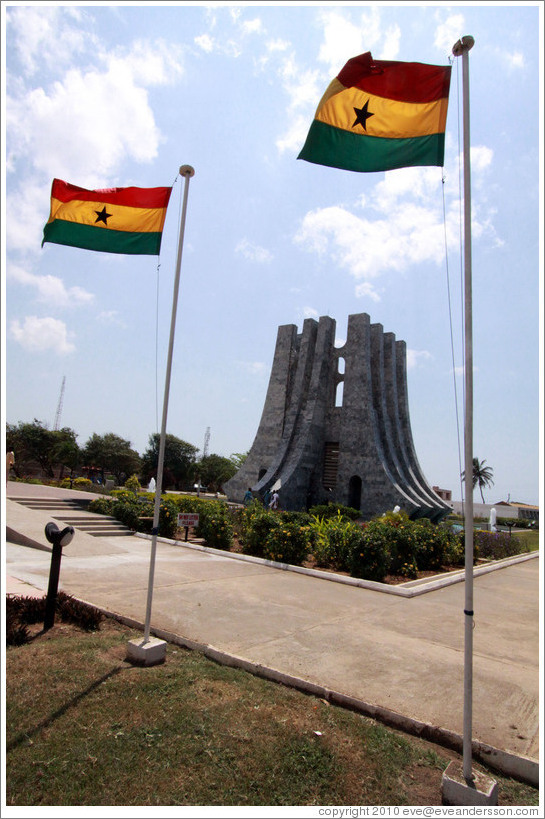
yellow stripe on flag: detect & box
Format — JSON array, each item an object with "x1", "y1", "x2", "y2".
[
  {"x1": 316, "y1": 87, "x2": 449, "y2": 139},
  {"x1": 48, "y1": 197, "x2": 167, "y2": 234}
]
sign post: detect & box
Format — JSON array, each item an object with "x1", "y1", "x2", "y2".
[{"x1": 177, "y1": 513, "x2": 200, "y2": 541}]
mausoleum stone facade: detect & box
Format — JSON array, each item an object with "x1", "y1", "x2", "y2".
[{"x1": 224, "y1": 313, "x2": 450, "y2": 521}]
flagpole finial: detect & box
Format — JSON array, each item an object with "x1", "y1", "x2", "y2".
[
  {"x1": 452, "y1": 35, "x2": 475, "y2": 56},
  {"x1": 180, "y1": 165, "x2": 195, "y2": 177}
]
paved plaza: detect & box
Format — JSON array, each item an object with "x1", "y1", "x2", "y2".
[{"x1": 4, "y1": 482, "x2": 540, "y2": 784}]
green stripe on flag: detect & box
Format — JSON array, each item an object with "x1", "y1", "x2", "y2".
[
  {"x1": 298, "y1": 120, "x2": 446, "y2": 172},
  {"x1": 42, "y1": 219, "x2": 164, "y2": 255}
]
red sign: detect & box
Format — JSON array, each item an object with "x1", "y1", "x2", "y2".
[{"x1": 177, "y1": 513, "x2": 200, "y2": 528}]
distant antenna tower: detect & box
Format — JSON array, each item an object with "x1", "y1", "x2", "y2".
[
  {"x1": 54, "y1": 376, "x2": 66, "y2": 430},
  {"x1": 203, "y1": 426, "x2": 211, "y2": 459}
]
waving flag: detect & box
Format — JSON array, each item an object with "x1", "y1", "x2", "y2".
[
  {"x1": 42, "y1": 179, "x2": 172, "y2": 255},
  {"x1": 298, "y1": 52, "x2": 451, "y2": 173}
]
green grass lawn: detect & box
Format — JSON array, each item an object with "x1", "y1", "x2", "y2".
[
  {"x1": 513, "y1": 530, "x2": 540, "y2": 552},
  {"x1": 5, "y1": 618, "x2": 538, "y2": 808}
]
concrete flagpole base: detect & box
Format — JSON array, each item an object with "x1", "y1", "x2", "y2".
[
  {"x1": 442, "y1": 761, "x2": 498, "y2": 806},
  {"x1": 126, "y1": 636, "x2": 167, "y2": 667}
]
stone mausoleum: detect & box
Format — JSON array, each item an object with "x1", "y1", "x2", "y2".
[{"x1": 224, "y1": 313, "x2": 450, "y2": 521}]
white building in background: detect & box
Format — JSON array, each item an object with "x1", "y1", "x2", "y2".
[{"x1": 450, "y1": 500, "x2": 539, "y2": 524}]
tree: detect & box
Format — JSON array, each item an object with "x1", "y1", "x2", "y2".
[
  {"x1": 462, "y1": 457, "x2": 495, "y2": 503},
  {"x1": 83, "y1": 432, "x2": 141, "y2": 484},
  {"x1": 51, "y1": 428, "x2": 81, "y2": 480},
  {"x1": 140, "y1": 433, "x2": 199, "y2": 490},
  {"x1": 229, "y1": 452, "x2": 248, "y2": 470},
  {"x1": 198, "y1": 454, "x2": 238, "y2": 492},
  {"x1": 6, "y1": 419, "x2": 78, "y2": 478}
]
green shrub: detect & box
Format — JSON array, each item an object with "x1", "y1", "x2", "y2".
[
  {"x1": 282, "y1": 510, "x2": 313, "y2": 527},
  {"x1": 241, "y1": 501, "x2": 280, "y2": 558},
  {"x1": 195, "y1": 500, "x2": 233, "y2": 551},
  {"x1": 309, "y1": 513, "x2": 362, "y2": 572},
  {"x1": 262, "y1": 520, "x2": 311, "y2": 566},
  {"x1": 110, "y1": 489, "x2": 135, "y2": 501},
  {"x1": 348, "y1": 525, "x2": 391, "y2": 582},
  {"x1": 442, "y1": 530, "x2": 465, "y2": 567},
  {"x1": 73, "y1": 477, "x2": 92, "y2": 489},
  {"x1": 88, "y1": 497, "x2": 116, "y2": 516},
  {"x1": 112, "y1": 497, "x2": 144, "y2": 531},
  {"x1": 124, "y1": 474, "x2": 141, "y2": 494},
  {"x1": 364, "y1": 513, "x2": 418, "y2": 578},
  {"x1": 411, "y1": 519, "x2": 455, "y2": 572},
  {"x1": 473, "y1": 530, "x2": 529, "y2": 560},
  {"x1": 309, "y1": 503, "x2": 361, "y2": 521},
  {"x1": 159, "y1": 497, "x2": 179, "y2": 539}
]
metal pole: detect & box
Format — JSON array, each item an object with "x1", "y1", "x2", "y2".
[
  {"x1": 44, "y1": 542, "x2": 63, "y2": 631},
  {"x1": 452, "y1": 35, "x2": 475, "y2": 782},
  {"x1": 143, "y1": 164, "x2": 195, "y2": 644}
]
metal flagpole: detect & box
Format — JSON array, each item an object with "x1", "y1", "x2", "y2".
[
  {"x1": 143, "y1": 164, "x2": 195, "y2": 645},
  {"x1": 452, "y1": 35, "x2": 475, "y2": 782}
]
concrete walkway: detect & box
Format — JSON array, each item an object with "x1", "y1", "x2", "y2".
[{"x1": 4, "y1": 482, "x2": 540, "y2": 784}]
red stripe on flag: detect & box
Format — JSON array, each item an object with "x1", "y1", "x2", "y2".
[
  {"x1": 51, "y1": 179, "x2": 172, "y2": 209},
  {"x1": 337, "y1": 53, "x2": 451, "y2": 104}
]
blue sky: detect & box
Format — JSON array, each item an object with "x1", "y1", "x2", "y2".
[{"x1": 2, "y1": 2, "x2": 542, "y2": 505}]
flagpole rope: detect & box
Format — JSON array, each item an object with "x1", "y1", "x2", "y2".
[
  {"x1": 454, "y1": 54, "x2": 466, "y2": 513},
  {"x1": 441, "y1": 172, "x2": 464, "y2": 518},
  {"x1": 154, "y1": 173, "x2": 182, "y2": 434},
  {"x1": 440, "y1": 53, "x2": 466, "y2": 518}
]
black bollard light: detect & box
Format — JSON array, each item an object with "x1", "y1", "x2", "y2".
[{"x1": 44, "y1": 522, "x2": 75, "y2": 630}]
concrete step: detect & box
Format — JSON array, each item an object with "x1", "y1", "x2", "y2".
[{"x1": 8, "y1": 497, "x2": 133, "y2": 537}]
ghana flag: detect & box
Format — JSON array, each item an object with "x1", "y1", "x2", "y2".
[
  {"x1": 42, "y1": 180, "x2": 172, "y2": 255},
  {"x1": 298, "y1": 52, "x2": 451, "y2": 173}
]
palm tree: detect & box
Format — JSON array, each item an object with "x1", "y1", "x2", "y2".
[{"x1": 462, "y1": 457, "x2": 495, "y2": 503}]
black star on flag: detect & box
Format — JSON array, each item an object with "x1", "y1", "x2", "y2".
[
  {"x1": 94, "y1": 205, "x2": 112, "y2": 225},
  {"x1": 352, "y1": 100, "x2": 374, "y2": 131}
]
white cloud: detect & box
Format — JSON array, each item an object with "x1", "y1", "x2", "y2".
[
  {"x1": 294, "y1": 201, "x2": 447, "y2": 302},
  {"x1": 278, "y1": 56, "x2": 322, "y2": 111},
  {"x1": 238, "y1": 361, "x2": 267, "y2": 376},
  {"x1": 195, "y1": 33, "x2": 214, "y2": 53},
  {"x1": 235, "y1": 238, "x2": 273, "y2": 264},
  {"x1": 434, "y1": 14, "x2": 465, "y2": 56},
  {"x1": 9, "y1": 316, "x2": 75, "y2": 354},
  {"x1": 8, "y1": 264, "x2": 94, "y2": 307},
  {"x1": 276, "y1": 113, "x2": 314, "y2": 155},
  {"x1": 7, "y1": 62, "x2": 163, "y2": 183},
  {"x1": 293, "y1": 141, "x2": 501, "y2": 299},
  {"x1": 5, "y1": 179, "x2": 56, "y2": 254},
  {"x1": 302, "y1": 306, "x2": 319, "y2": 319},
  {"x1": 7, "y1": 5, "x2": 91, "y2": 76},
  {"x1": 406, "y1": 349, "x2": 433, "y2": 370},
  {"x1": 6, "y1": 38, "x2": 184, "y2": 252},
  {"x1": 317, "y1": 8, "x2": 380, "y2": 74},
  {"x1": 97, "y1": 310, "x2": 126, "y2": 328},
  {"x1": 380, "y1": 24, "x2": 401, "y2": 60},
  {"x1": 241, "y1": 18, "x2": 263, "y2": 37},
  {"x1": 470, "y1": 145, "x2": 493, "y2": 173},
  {"x1": 506, "y1": 51, "x2": 524, "y2": 69},
  {"x1": 266, "y1": 39, "x2": 290, "y2": 54},
  {"x1": 6, "y1": 37, "x2": 183, "y2": 181}
]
